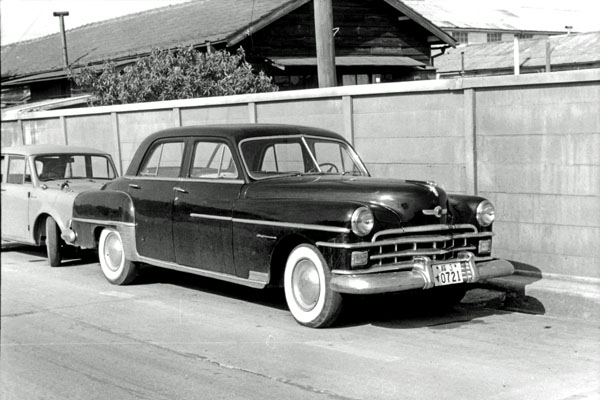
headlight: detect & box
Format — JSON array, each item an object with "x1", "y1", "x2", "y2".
[
  {"x1": 351, "y1": 207, "x2": 374, "y2": 236},
  {"x1": 476, "y1": 200, "x2": 495, "y2": 227}
]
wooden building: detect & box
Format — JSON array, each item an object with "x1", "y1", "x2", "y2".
[{"x1": 1, "y1": 0, "x2": 455, "y2": 104}]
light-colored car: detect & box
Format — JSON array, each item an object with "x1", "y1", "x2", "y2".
[{"x1": 1, "y1": 144, "x2": 118, "y2": 266}]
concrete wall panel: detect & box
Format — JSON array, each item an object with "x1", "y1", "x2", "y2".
[
  {"x1": 117, "y1": 110, "x2": 174, "y2": 171},
  {"x1": 256, "y1": 99, "x2": 344, "y2": 132},
  {"x1": 65, "y1": 114, "x2": 119, "y2": 164},
  {"x1": 22, "y1": 119, "x2": 63, "y2": 145},
  {"x1": 181, "y1": 105, "x2": 248, "y2": 126},
  {"x1": 353, "y1": 92, "x2": 464, "y2": 138},
  {"x1": 1, "y1": 122, "x2": 22, "y2": 147}
]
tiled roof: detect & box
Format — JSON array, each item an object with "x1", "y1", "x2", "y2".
[
  {"x1": 403, "y1": 0, "x2": 596, "y2": 33},
  {"x1": 1, "y1": 0, "x2": 306, "y2": 79},
  {"x1": 434, "y1": 31, "x2": 600, "y2": 74}
]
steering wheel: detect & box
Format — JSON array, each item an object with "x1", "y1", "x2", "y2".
[{"x1": 317, "y1": 162, "x2": 339, "y2": 173}]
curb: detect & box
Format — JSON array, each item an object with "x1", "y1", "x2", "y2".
[{"x1": 476, "y1": 273, "x2": 600, "y2": 321}]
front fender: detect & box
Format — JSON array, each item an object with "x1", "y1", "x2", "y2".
[{"x1": 447, "y1": 194, "x2": 492, "y2": 231}]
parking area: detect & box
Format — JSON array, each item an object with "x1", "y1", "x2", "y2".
[{"x1": 2, "y1": 245, "x2": 599, "y2": 400}]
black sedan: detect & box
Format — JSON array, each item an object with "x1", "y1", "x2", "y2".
[{"x1": 66, "y1": 124, "x2": 513, "y2": 328}]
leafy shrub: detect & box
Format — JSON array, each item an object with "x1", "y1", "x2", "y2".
[{"x1": 75, "y1": 47, "x2": 278, "y2": 105}]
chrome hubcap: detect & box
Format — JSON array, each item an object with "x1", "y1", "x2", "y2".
[
  {"x1": 292, "y1": 259, "x2": 320, "y2": 311},
  {"x1": 104, "y1": 233, "x2": 123, "y2": 271}
]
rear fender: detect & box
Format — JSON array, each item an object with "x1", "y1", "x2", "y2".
[{"x1": 70, "y1": 190, "x2": 135, "y2": 249}]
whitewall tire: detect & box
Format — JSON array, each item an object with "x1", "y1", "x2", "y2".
[
  {"x1": 284, "y1": 244, "x2": 342, "y2": 328},
  {"x1": 98, "y1": 228, "x2": 137, "y2": 285}
]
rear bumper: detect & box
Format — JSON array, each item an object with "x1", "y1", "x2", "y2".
[{"x1": 330, "y1": 254, "x2": 514, "y2": 295}]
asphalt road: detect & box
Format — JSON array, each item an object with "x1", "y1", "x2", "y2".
[{"x1": 1, "y1": 245, "x2": 599, "y2": 400}]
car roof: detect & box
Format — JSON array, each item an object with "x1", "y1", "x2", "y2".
[
  {"x1": 143, "y1": 124, "x2": 346, "y2": 144},
  {"x1": 2, "y1": 144, "x2": 110, "y2": 157}
]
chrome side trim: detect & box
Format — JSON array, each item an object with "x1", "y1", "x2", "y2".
[
  {"x1": 135, "y1": 255, "x2": 269, "y2": 289},
  {"x1": 123, "y1": 175, "x2": 245, "y2": 184},
  {"x1": 234, "y1": 218, "x2": 350, "y2": 233},
  {"x1": 72, "y1": 217, "x2": 136, "y2": 227},
  {"x1": 190, "y1": 213, "x2": 350, "y2": 234},
  {"x1": 191, "y1": 213, "x2": 232, "y2": 222}
]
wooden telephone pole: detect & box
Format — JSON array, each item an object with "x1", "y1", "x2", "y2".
[{"x1": 313, "y1": 0, "x2": 337, "y2": 88}]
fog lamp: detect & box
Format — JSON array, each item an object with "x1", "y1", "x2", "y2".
[
  {"x1": 478, "y1": 239, "x2": 492, "y2": 254},
  {"x1": 351, "y1": 251, "x2": 369, "y2": 267}
]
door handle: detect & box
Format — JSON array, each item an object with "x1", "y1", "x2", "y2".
[
  {"x1": 128, "y1": 184, "x2": 140, "y2": 189},
  {"x1": 173, "y1": 187, "x2": 188, "y2": 194}
]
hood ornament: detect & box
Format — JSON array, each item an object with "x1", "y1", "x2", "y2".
[
  {"x1": 425, "y1": 181, "x2": 439, "y2": 197},
  {"x1": 423, "y1": 205, "x2": 447, "y2": 218}
]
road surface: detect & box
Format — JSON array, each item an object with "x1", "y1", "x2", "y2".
[{"x1": 1, "y1": 245, "x2": 599, "y2": 400}]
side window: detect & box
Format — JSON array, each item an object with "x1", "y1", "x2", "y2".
[
  {"x1": 7, "y1": 156, "x2": 25, "y2": 184},
  {"x1": 261, "y1": 143, "x2": 304, "y2": 173},
  {"x1": 190, "y1": 141, "x2": 238, "y2": 179},
  {"x1": 67, "y1": 156, "x2": 86, "y2": 178},
  {"x1": 139, "y1": 141, "x2": 184, "y2": 178},
  {"x1": 0, "y1": 155, "x2": 6, "y2": 183},
  {"x1": 91, "y1": 156, "x2": 115, "y2": 179},
  {"x1": 313, "y1": 141, "x2": 358, "y2": 174}
]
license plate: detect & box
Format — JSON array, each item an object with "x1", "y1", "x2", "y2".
[{"x1": 432, "y1": 262, "x2": 464, "y2": 286}]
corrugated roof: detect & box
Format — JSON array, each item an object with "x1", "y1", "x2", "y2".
[
  {"x1": 402, "y1": 0, "x2": 597, "y2": 33},
  {"x1": 434, "y1": 31, "x2": 600, "y2": 73},
  {"x1": 273, "y1": 56, "x2": 426, "y2": 66},
  {"x1": 1, "y1": 0, "x2": 306, "y2": 79}
]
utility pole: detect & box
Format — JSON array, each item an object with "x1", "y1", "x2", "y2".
[
  {"x1": 313, "y1": 0, "x2": 337, "y2": 88},
  {"x1": 53, "y1": 11, "x2": 70, "y2": 70}
]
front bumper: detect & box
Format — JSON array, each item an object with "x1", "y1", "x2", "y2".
[{"x1": 330, "y1": 252, "x2": 514, "y2": 295}]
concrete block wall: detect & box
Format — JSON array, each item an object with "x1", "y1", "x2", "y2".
[{"x1": 2, "y1": 69, "x2": 599, "y2": 280}]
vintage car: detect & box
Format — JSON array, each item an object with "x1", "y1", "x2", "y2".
[
  {"x1": 1, "y1": 144, "x2": 118, "y2": 266},
  {"x1": 66, "y1": 124, "x2": 513, "y2": 327}
]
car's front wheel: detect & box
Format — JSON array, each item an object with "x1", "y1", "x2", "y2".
[
  {"x1": 98, "y1": 228, "x2": 138, "y2": 285},
  {"x1": 284, "y1": 244, "x2": 342, "y2": 328},
  {"x1": 45, "y1": 216, "x2": 62, "y2": 267}
]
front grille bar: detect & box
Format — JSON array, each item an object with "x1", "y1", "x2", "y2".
[{"x1": 371, "y1": 245, "x2": 477, "y2": 261}]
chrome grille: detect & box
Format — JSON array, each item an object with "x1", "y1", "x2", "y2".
[{"x1": 370, "y1": 224, "x2": 492, "y2": 266}]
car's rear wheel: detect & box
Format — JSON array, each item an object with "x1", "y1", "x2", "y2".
[
  {"x1": 45, "y1": 216, "x2": 62, "y2": 267},
  {"x1": 284, "y1": 244, "x2": 342, "y2": 328},
  {"x1": 98, "y1": 228, "x2": 137, "y2": 285}
]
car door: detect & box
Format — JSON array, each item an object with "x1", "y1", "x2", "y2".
[
  {"x1": 172, "y1": 139, "x2": 243, "y2": 275},
  {"x1": 1, "y1": 154, "x2": 32, "y2": 242},
  {"x1": 127, "y1": 139, "x2": 185, "y2": 262}
]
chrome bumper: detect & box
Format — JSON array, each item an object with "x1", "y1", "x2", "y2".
[{"x1": 330, "y1": 254, "x2": 514, "y2": 295}]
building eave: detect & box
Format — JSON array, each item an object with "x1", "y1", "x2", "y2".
[{"x1": 383, "y1": 0, "x2": 457, "y2": 47}]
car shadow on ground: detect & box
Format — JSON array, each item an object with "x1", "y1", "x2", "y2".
[
  {"x1": 135, "y1": 266, "x2": 516, "y2": 329},
  {"x1": 135, "y1": 265, "x2": 289, "y2": 311},
  {"x1": 0, "y1": 243, "x2": 97, "y2": 267}
]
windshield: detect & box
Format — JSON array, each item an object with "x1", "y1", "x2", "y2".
[
  {"x1": 240, "y1": 135, "x2": 369, "y2": 180},
  {"x1": 34, "y1": 154, "x2": 117, "y2": 181}
]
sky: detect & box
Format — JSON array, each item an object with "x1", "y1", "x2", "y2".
[
  {"x1": 1, "y1": 0, "x2": 598, "y2": 46},
  {"x1": 0, "y1": 0, "x2": 191, "y2": 45}
]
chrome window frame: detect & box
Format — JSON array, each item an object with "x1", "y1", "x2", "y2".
[{"x1": 238, "y1": 134, "x2": 369, "y2": 181}]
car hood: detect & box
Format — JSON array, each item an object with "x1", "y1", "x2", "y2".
[
  {"x1": 41, "y1": 179, "x2": 110, "y2": 194},
  {"x1": 243, "y1": 175, "x2": 449, "y2": 225}
]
